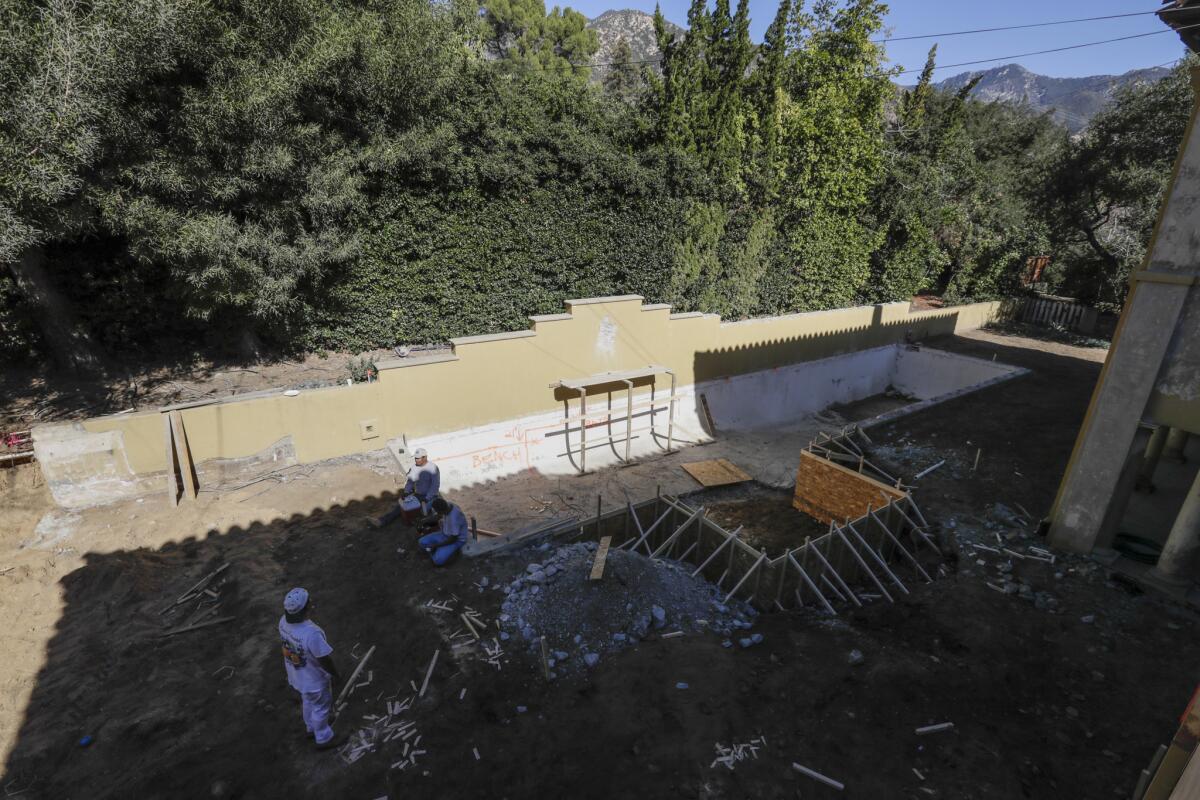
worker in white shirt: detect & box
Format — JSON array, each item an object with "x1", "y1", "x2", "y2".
[
  {"x1": 373, "y1": 447, "x2": 441, "y2": 527},
  {"x1": 279, "y1": 588, "x2": 344, "y2": 750}
]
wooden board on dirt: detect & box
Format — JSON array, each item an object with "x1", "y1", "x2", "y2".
[
  {"x1": 681, "y1": 459, "x2": 751, "y2": 487},
  {"x1": 589, "y1": 536, "x2": 612, "y2": 580}
]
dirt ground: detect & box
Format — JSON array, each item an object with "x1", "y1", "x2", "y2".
[
  {"x1": 694, "y1": 484, "x2": 829, "y2": 556},
  {"x1": 3, "y1": 328, "x2": 1199, "y2": 800}
]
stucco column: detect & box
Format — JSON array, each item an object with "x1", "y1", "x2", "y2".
[
  {"x1": 1136, "y1": 426, "x2": 1170, "y2": 493},
  {"x1": 1146, "y1": 467, "x2": 1200, "y2": 587},
  {"x1": 1163, "y1": 428, "x2": 1190, "y2": 464},
  {"x1": 1047, "y1": 68, "x2": 1200, "y2": 554},
  {"x1": 1095, "y1": 425, "x2": 1153, "y2": 550}
]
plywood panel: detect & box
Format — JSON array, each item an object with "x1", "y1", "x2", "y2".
[
  {"x1": 793, "y1": 451, "x2": 906, "y2": 525},
  {"x1": 681, "y1": 459, "x2": 752, "y2": 487}
]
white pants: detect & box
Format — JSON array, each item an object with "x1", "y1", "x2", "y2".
[{"x1": 300, "y1": 682, "x2": 334, "y2": 744}]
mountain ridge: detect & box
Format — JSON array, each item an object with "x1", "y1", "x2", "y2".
[{"x1": 933, "y1": 63, "x2": 1172, "y2": 132}]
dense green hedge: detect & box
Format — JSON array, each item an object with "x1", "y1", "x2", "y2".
[{"x1": 307, "y1": 186, "x2": 687, "y2": 350}]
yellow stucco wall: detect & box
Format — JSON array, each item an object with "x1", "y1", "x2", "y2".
[{"x1": 79, "y1": 296, "x2": 1004, "y2": 475}]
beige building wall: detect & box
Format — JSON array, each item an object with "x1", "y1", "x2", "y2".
[{"x1": 37, "y1": 296, "x2": 1004, "y2": 507}]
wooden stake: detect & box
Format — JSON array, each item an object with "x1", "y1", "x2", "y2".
[
  {"x1": 161, "y1": 562, "x2": 230, "y2": 614},
  {"x1": 418, "y1": 649, "x2": 439, "y2": 697},
  {"x1": 792, "y1": 763, "x2": 844, "y2": 791},
  {"x1": 160, "y1": 616, "x2": 235, "y2": 637},
  {"x1": 539, "y1": 636, "x2": 551, "y2": 680},
  {"x1": 334, "y1": 645, "x2": 377, "y2": 713}
]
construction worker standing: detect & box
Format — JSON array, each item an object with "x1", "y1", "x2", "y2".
[
  {"x1": 418, "y1": 497, "x2": 469, "y2": 565},
  {"x1": 404, "y1": 448, "x2": 441, "y2": 512},
  {"x1": 372, "y1": 448, "x2": 441, "y2": 528},
  {"x1": 279, "y1": 588, "x2": 344, "y2": 750}
]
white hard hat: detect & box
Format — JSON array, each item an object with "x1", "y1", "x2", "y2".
[
  {"x1": 413, "y1": 448, "x2": 428, "y2": 459},
  {"x1": 284, "y1": 587, "x2": 309, "y2": 614}
]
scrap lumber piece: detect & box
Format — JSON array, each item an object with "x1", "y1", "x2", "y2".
[
  {"x1": 161, "y1": 562, "x2": 230, "y2": 614},
  {"x1": 539, "y1": 636, "x2": 551, "y2": 680},
  {"x1": 163, "y1": 413, "x2": 180, "y2": 506},
  {"x1": 792, "y1": 762, "x2": 844, "y2": 791},
  {"x1": 169, "y1": 410, "x2": 199, "y2": 499},
  {"x1": 160, "y1": 616, "x2": 236, "y2": 637},
  {"x1": 698, "y1": 392, "x2": 717, "y2": 434},
  {"x1": 418, "y1": 649, "x2": 439, "y2": 697},
  {"x1": 333, "y1": 645, "x2": 377, "y2": 718},
  {"x1": 915, "y1": 722, "x2": 954, "y2": 735},
  {"x1": 680, "y1": 459, "x2": 751, "y2": 487},
  {"x1": 589, "y1": 536, "x2": 612, "y2": 580},
  {"x1": 914, "y1": 460, "x2": 945, "y2": 480}
]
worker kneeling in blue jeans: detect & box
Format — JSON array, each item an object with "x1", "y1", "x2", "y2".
[{"x1": 418, "y1": 497, "x2": 469, "y2": 565}]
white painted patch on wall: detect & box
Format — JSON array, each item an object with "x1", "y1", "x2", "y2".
[{"x1": 596, "y1": 316, "x2": 618, "y2": 356}]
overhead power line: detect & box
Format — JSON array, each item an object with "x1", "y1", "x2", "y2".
[
  {"x1": 892, "y1": 24, "x2": 1199, "y2": 76},
  {"x1": 576, "y1": 18, "x2": 1198, "y2": 73},
  {"x1": 872, "y1": 6, "x2": 1190, "y2": 43}
]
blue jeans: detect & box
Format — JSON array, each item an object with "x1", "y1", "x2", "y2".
[{"x1": 418, "y1": 532, "x2": 464, "y2": 565}]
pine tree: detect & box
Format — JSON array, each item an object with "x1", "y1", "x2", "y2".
[{"x1": 603, "y1": 37, "x2": 641, "y2": 100}]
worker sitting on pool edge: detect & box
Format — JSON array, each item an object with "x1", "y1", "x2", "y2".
[{"x1": 417, "y1": 497, "x2": 469, "y2": 566}]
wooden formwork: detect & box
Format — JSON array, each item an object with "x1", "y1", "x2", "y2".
[
  {"x1": 550, "y1": 489, "x2": 940, "y2": 615},
  {"x1": 538, "y1": 424, "x2": 942, "y2": 615}
]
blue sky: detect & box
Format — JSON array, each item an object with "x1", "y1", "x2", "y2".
[{"x1": 575, "y1": 0, "x2": 1191, "y2": 77}]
